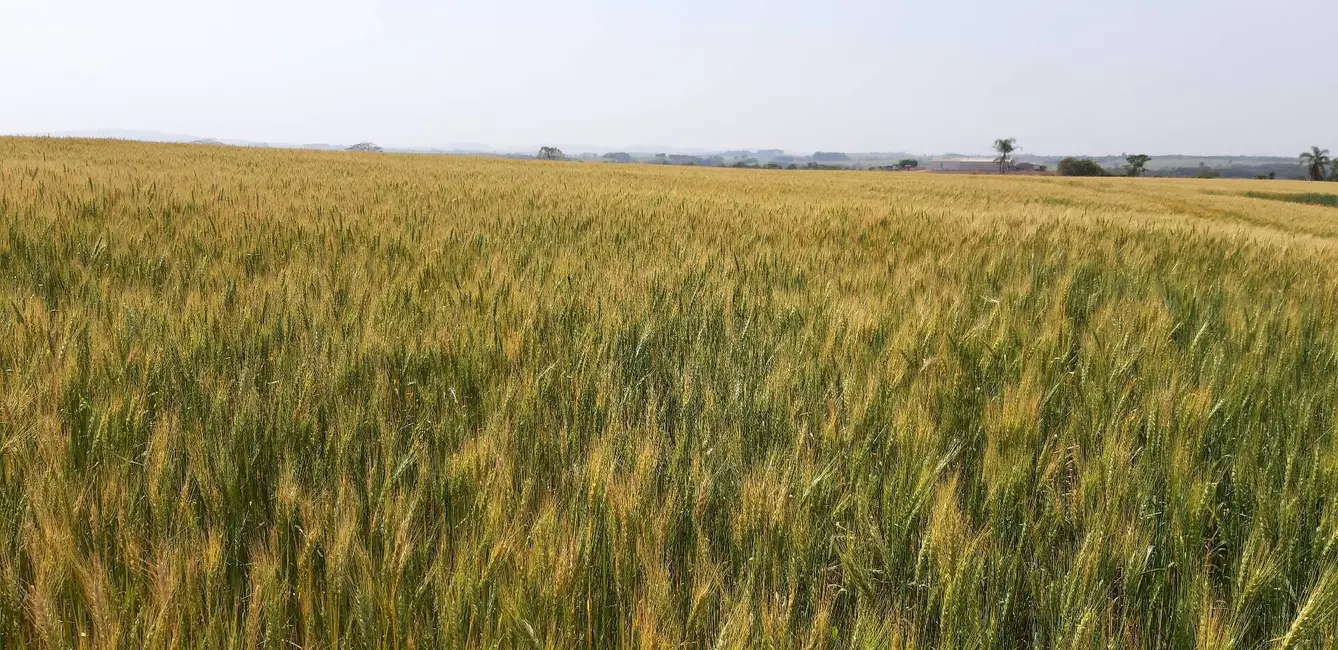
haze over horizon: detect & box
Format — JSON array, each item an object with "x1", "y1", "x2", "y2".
[{"x1": 3, "y1": 0, "x2": 1334, "y2": 157}]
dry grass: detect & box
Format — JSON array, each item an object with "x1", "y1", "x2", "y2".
[{"x1": 1, "y1": 137, "x2": 1336, "y2": 648}]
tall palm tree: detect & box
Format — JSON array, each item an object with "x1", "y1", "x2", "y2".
[
  {"x1": 1299, "y1": 146, "x2": 1331, "y2": 181},
  {"x1": 993, "y1": 138, "x2": 1017, "y2": 174}
]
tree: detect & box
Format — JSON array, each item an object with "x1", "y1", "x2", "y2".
[
  {"x1": 1299, "y1": 146, "x2": 1331, "y2": 181},
  {"x1": 993, "y1": 138, "x2": 1017, "y2": 174},
  {"x1": 897, "y1": 158, "x2": 919, "y2": 169},
  {"x1": 1125, "y1": 154, "x2": 1152, "y2": 177},
  {"x1": 1331, "y1": 158, "x2": 1338, "y2": 181},
  {"x1": 1057, "y1": 157, "x2": 1108, "y2": 177},
  {"x1": 537, "y1": 146, "x2": 565, "y2": 161}
]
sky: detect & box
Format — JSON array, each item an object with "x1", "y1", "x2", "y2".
[{"x1": 1, "y1": 0, "x2": 1335, "y2": 156}]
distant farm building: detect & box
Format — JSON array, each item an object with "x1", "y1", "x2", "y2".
[{"x1": 930, "y1": 158, "x2": 998, "y2": 172}]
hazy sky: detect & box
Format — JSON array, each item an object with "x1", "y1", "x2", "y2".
[{"x1": 2, "y1": 0, "x2": 1334, "y2": 155}]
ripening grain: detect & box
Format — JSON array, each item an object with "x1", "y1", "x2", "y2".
[{"x1": 1, "y1": 137, "x2": 1336, "y2": 649}]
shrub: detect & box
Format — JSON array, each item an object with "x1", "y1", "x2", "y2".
[{"x1": 1057, "y1": 157, "x2": 1108, "y2": 177}]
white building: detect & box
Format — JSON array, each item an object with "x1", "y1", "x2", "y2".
[{"x1": 930, "y1": 158, "x2": 999, "y2": 172}]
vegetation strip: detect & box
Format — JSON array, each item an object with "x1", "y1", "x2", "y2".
[{"x1": 1244, "y1": 191, "x2": 1338, "y2": 209}]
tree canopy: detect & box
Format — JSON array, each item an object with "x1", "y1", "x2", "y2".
[
  {"x1": 993, "y1": 138, "x2": 1017, "y2": 174},
  {"x1": 1300, "y1": 147, "x2": 1332, "y2": 181},
  {"x1": 1057, "y1": 157, "x2": 1108, "y2": 177},
  {"x1": 1125, "y1": 154, "x2": 1152, "y2": 177}
]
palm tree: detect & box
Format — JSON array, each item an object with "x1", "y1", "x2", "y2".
[
  {"x1": 1299, "y1": 146, "x2": 1331, "y2": 181},
  {"x1": 993, "y1": 138, "x2": 1017, "y2": 174}
]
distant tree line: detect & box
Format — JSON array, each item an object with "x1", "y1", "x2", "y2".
[
  {"x1": 563, "y1": 148, "x2": 925, "y2": 171},
  {"x1": 982, "y1": 136, "x2": 1338, "y2": 181},
  {"x1": 537, "y1": 141, "x2": 1338, "y2": 181},
  {"x1": 1049, "y1": 145, "x2": 1335, "y2": 180}
]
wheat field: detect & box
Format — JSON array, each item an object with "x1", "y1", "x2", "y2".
[{"x1": 1, "y1": 137, "x2": 1336, "y2": 649}]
